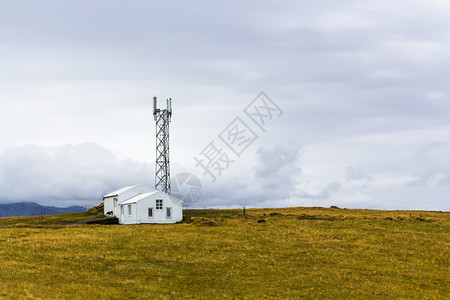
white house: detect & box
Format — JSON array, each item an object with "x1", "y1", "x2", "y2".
[
  {"x1": 118, "y1": 191, "x2": 183, "y2": 224},
  {"x1": 103, "y1": 184, "x2": 153, "y2": 217}
]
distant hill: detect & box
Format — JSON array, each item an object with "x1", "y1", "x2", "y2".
[{"x1": 0, "y1": 202, "x2": 86, "y2": 217}]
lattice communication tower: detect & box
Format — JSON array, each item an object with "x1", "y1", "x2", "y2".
[{"x1": 153, "y1": 96, "x2": 172, "y2": 194}]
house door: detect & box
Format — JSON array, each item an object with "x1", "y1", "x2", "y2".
[{"x1": 114, "y1": 198, "x2": 118, "y2": 215}]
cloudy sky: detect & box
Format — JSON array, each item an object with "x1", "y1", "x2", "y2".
[{"x1": 1, "y1": 0, "x2": 449, "y2": 210}]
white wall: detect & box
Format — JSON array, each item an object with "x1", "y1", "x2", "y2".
[
  {"x1": 103, "y1": 184, "x2": 153, "y2": 216},
  {"x1": 119, "y1": 192, "x2": 183, "y2": 224},
  {"x1": 103, "y1": 196, "x2": 115, "y2": 216}
]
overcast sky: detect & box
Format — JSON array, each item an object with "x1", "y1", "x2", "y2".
[{"x1": 1, "y1": 0, "x2": 449, "y2": 210}]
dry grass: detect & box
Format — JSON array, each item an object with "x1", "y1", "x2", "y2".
[{"x1": 0, "y1": 207, "x2": 448, "y2": 299}]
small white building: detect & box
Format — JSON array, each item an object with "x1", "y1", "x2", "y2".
[
  {"x1": 103, "y1": 184, "x2": 153, "y2": 217},
  {"x1": 118, "y1": 191, "x2": 183, "y2": 224},
  {"x1": 103, "y1": 184, "x2": 183, "y2": 224}
]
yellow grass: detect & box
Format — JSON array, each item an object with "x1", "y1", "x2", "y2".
[{"x1": 0, "y1": 207, "x2": 448, "y2": 299}]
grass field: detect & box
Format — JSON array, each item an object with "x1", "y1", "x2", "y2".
[{"x1": 0, "y1": 206, "x2": 448, "y2": 299}]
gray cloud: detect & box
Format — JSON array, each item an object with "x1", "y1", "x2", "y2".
[
  {"x1": 255, "y1": 145, "x2": 301, "y2": 179},
  {"x1": 0, "y1": 143, "x2": 152, "y2": 206},
  {"x1": 410, "y1": 135, "x2": 450, "y2": 187},
  {"x1": 1, "y1": 1, "x2": 449, "y2": 210},
  {"x1": 345, "y1": 166, "x2": 373, "y2": 182},
  {"x1": 195, "y1": 145, "x2": 302, "y2": 208},
  {"x1": 253, "y1": 145, "x2": 302, "y2": 197},
  {"x1": 299, "y1": 182, "x2": 342, "y2": 201}
]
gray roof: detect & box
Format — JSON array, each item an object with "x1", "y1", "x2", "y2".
[
  {"x1": 119, "y1": 191, "x2": 159, "y2": 205},
  {"x1": 119, "y1": 190, "x2": 183, "y2": 206},
  {"x1": 103, "y1": 184, "x2": 152, "y2": 198}
]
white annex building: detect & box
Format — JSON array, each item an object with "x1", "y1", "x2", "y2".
[{"x1": 103, "y1": 184, "x2": 183, "y2": 225}]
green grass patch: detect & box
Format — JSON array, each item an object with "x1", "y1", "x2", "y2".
[{"x1": 0, "y1": 206, "x2": 448, "y2": 299}]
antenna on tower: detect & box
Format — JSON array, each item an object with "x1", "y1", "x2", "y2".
[
  {"x1": 153, "y1": 96, "x2": 172, "y2": 194},
  {"x1": 153, "y1": 96, "x2": 157, "y2": 116}
]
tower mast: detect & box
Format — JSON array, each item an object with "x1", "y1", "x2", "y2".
[{"x1": 153, "y1": 96, "x2": 172, "y2": 194}]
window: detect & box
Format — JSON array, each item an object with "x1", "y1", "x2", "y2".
[
  {"x1": 148, "y1": 208, "x2": 154, "y2": 218},
  {"x1": 166, "y1": 207, "x2": 172, "y2": 218},
  {"x1": 128, "y1": 205, "x2": 132, "y2": 216},
  {"x1": 156, "y1": 199, "x2": 163, "y2": 209}
]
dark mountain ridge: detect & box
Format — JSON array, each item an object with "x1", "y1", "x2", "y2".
[{"x1": 0, "y1": 202, "x2": 85, "y2": 217}]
